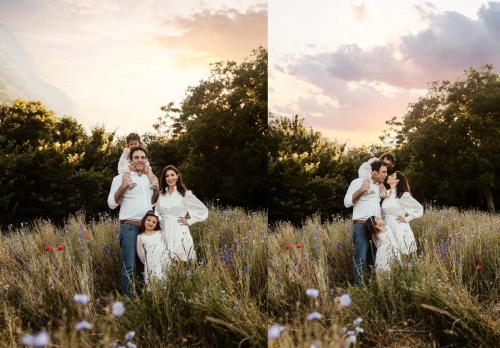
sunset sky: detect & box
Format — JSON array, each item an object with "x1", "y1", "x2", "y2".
[
  {"x1": 269, "y1": 0, "x2": 500, "y2": 146},
  {"x1": 0, "y1": 0, "x2": 266, "y2": 135}
]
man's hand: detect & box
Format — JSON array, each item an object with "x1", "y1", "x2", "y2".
[
  {"x1": 361, "y1": 179, "x2": 370, "y2": 193},
  {"x1": 178, "y1": 217, "x2": 188, "y2": 225},
  {"x1": 121, "y1": 172, "x2": 132, "y2": 189}
]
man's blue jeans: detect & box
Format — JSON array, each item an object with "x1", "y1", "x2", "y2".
[
  {"x1": 119, "y1": 223, "x2": 142, "y2": 296},
  {"x1": 352, "y1": 223, "x2": 376, "y2": 287}
]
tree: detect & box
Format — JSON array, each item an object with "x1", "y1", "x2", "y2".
[
  {"x1": 153, "y1": 48, "x2": 267, "y2": 209},
  {"x1": 268, "y1": 115, "x2": 349, "y2": 224},
  {"x1": 388, "y1": 65, "x2": 500, "y2": 212},
  {"x1": 0, "y1": 100, "x2": 119, "y2": 228}
]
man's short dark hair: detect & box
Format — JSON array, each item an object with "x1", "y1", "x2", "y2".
[
  {"x1": 370, "y1": 160, "x2": 386, "y2": 172},
  {"x1": 380, "y1": 153, "x2": 395, "y2": 164},
  {"x1": 126, "y1": 133, "x2": 141, "y2": 144},
  {"x1": 129, "y1": 145, "x2": 147, "y2": 161}
]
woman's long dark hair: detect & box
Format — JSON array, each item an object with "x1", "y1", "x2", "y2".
[
  {"x1": 365, "y1": 216, "x2": 382, "y2": 242},
  {"x1": 159, "y1": 165, "x2": 187, "y2": 196},
  {"x1": 393, "y1": 171, "x2": 411, "y2": 199},
  {"x1": 139, "y1": 211, "x2": 161, "y2": 233}
]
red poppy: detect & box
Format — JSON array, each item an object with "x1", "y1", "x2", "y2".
[
  {"x1": 295, "y1": 243, "x2": 302, "y2": 249},
  {"x1": 284, "y1": 244, "x2": 291, "y2": 250},
  {"x1": 45, "y1": 244, "x2": 52, "y2": 252},
  {"x1": 56, "y1": 244, "x2": 64, "y2": 251},
  {"x1": 475, "y1": 264, "x2": 483, "y2": 271},
  {"x1": 84, "y1": 230, "x2": 93, "y2": 238}
]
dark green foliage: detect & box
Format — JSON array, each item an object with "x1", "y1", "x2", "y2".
[
  {"x1": 153, "y1": 47, "x2": 268, "y2": 210},
  {"x1": 0, "y1": 100, "x2": 117, "y2": 228},
  {"x1": 389, "y1": 65, "x2": 500, "y2": 213}
]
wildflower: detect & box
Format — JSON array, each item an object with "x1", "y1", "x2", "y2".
[
  {"x1": 73, "y1": 294, "x2": 89, "y2": 305},
  {"x1": 438, "y1": 242, "x2": 448, "y2": 257},
  {"x1": 355, "y1": 327, "x2": 364, "y2": 333},
  {"x1": 476, "y1": 264, "x2": 483, "y2": 271},
  {"x1": 295, "y1": 243, "x2": 302, "y2": 249},
  {"x1": 75, "y1": 320, "x2": 93, "y2": 332},
  {"x1": 353, "y1": 317, "x2": 362, "y2": 326},
  {"x1": 102, "y1": 244, "x2": 112, "y2": 255},
  {"x1": 21, "y1": 331, "x2": 50, "y2": 346},
  {"x1": 44, "y1": 245, "x2": 51, "y2": 252},
  {"x1": 305, "y1": 288, "x2": 320, "y2": 298},
  {"x1": 336, "y1": 242, "x2": 344, "y2": 250},
  {"x1": 112, "y1": 301, "x2": 125, "y2": 316},
  {"x1": 307, "y1": 311, "x2": 322, "y2": 320},
  {"x1": 268, "y1": 324, "x2": 285, "y2": 339},
  {"x1": 338, "y1": 294, "x2": 352, "y2": 307},
  {"x1": 84, "y1": 230, "x2": 93, "y2": 238},
  {"x1": 341, "y1": 326, "x2": 348, "y2": 333},
  {"x1": 310, "y1": 340, "x2": 321, "y2": 348},
  {"x1": 346, "y1": 334, "x2": 356, "y2": 345},
  {"x1": 242, "y1": 265, "x2": 249, "y2": 274},
  {"x1": 79, "y1": 226, "x2": 85, "y2": 241},
  {"x1": 56, "y1": 244, "x2": 64, "y2": 251},
  {"x1": 284, "y1": 244, "x2": 291, "y2": 250},
  {"x1": 126, "y1": 342, "x2": 137, "y2": 348}
]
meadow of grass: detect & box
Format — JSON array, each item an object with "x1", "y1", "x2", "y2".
[
  {"x1": 0, "y1": 207, "x2": 267, "y2": 347},
  {"x1": 268, "y1": 207, "x2": 500, "y2": 347}
]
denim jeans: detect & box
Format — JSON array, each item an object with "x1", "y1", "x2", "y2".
[
  {"x1": 352, "y1": 223, "x2": 376, "y2": 287},
  {"x1": 119, "y1": 223, "x2": 143, "y2": 296}
]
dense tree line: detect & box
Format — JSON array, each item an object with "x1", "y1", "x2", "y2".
[{"x1": 1, "y1": 51, "x2": 497, "y2": 228}]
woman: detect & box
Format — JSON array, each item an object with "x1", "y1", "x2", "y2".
[
  {"x1": 382, "y1": 171, "x2": 423, "y2": 255},
  {"x1": 156, "y1": 165, "x2": 208, "y2": 262}
]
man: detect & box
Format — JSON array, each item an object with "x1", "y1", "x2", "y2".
[
  {"x1": 108, "y1": 145, "x2": 159, "y2": 296},
  {"x1": 358, "y1": 153, "x2": 395, "y2": 179},
  {"x1": 344, "y1": 160, "x2": 388, "y2": 286}
]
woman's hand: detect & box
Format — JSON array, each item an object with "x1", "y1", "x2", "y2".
[
  {"x1": 396, "y1": 215, "x2": 406, "y2": 223},
  {"x1": 178, "y1": 217, "x2": 188, "y2": 225}
]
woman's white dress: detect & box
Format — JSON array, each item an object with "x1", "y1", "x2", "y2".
[
  {"x1": 374, "y1": 225, "x2": 401, "y2": 271},
  {"x1": 136, "y1": 231, "x2": 169, "y2": 281},
  {"x1": 156, "y1": 188, "x2": 208, "y2": 262},
  {"x1": 381, "y1": 189, "x2": 423, "y2": 255}
]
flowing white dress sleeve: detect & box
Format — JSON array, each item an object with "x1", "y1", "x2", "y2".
[
  {"x1": 358, "y1": 157, "x2": 378, "y2": 180},
  {"x1": 399, "y1": 192, "x2": 423, "y2": 222},
  {"x1": 183, "y1": 190, "x2": 208, "y2": 226},
  {"x1": 136, "y1": 235, "x2": 146, "y2": 264}
]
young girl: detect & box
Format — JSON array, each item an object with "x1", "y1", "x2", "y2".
[
  {"x1": 136, "y1": 211, "x2": 170, "y2": 282},
  {"x1": 365, "y1": 216, "x2": 401, "y2": 272}
]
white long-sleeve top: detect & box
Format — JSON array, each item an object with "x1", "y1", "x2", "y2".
[
  {"x1": 344, "y1": 178, "x2": 382, "y2": 220},
  {"x1": 382, "y1": 190, "x2": 423, "y2": 222},
  {"x1": 156, "y1": 188, "x2": 208, "y2": 225},
  {"x1": 107, "y1": 172, "x2": 154, "y2": 220}
]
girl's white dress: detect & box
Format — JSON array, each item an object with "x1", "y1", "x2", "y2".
[
  {"x1": 381, "y1": 189, "x2": 423, "y2": 255},
  {"x1": 374, "y1": 225, "x2": 401, "y2": 271},
  {"x1": 156, "y1": 187, "x2": 208, "y2": 262},
  {"x1": 136, "y1": 231, "x2": 169, "y2": 281}
]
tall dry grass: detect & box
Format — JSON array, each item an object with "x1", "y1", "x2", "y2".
[
  {"x1": 268, "y1": 207, "x2": 500, "y2": 347},
  {"x1": 0, "y1": 207, "x2": 267, "y2": 347}
]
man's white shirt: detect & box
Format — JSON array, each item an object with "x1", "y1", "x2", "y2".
[
  {"x1": 107, "y1": 172, "x2": 154, "y2": 220},
  {"x1": 344, "y1": 178, "x2": 382, "y2": 220}
]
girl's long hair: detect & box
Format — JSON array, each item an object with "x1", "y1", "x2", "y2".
[{"x1": 365, "y1": 216, "x2": 382, "y2": 242}]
